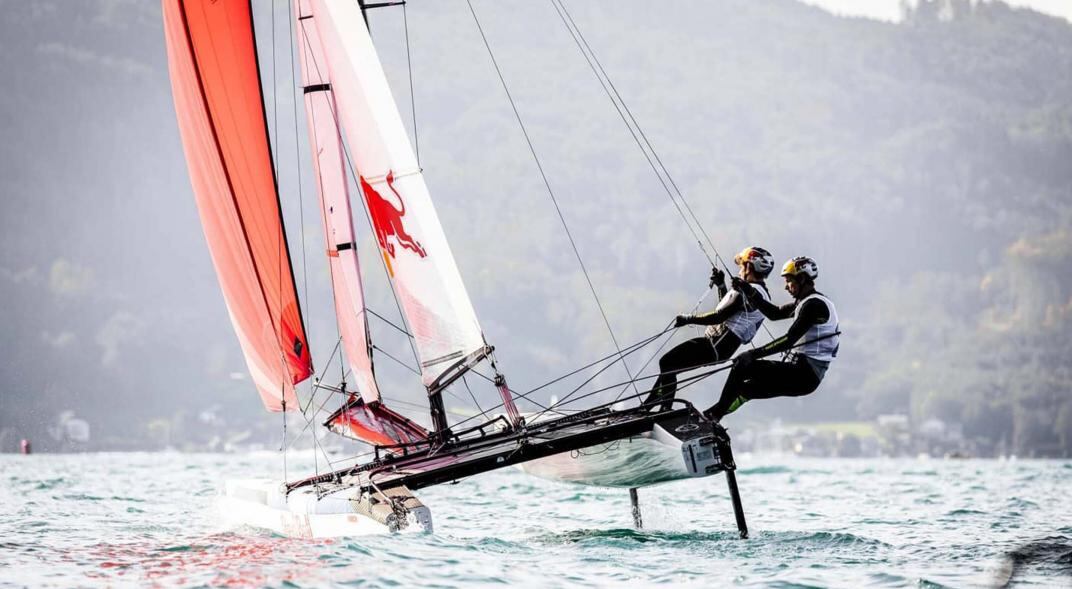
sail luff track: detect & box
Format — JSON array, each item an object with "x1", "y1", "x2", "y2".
[{"x1": 163, "y1": 0, "x2": 313, "y2": 411}]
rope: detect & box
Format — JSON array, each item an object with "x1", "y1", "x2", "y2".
[
  {"x1": 462, "y1": 375, "x2": 493, "y2": 423},
  {"x1": 528, "y1": 327, "x2": 670, "y2": 418},
  {"x1": 465, "y1": 0, "x2": 640, "y2": 399},
  {"x1": 611, "y1": 287, "x2": 713, "y2": 402},
  {"x1": 549, "y1": 0, "x2": 775, "y2": 346},
  {"x1": 449, "y1": 327, "x2": 668, "y2": 432}
]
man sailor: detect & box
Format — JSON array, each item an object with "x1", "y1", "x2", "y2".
[
  {"x1": 704, "y1": 256, "x2": 839, "y2": 422},
  {"x1": 643, "y1": 246, "x2": 775, "y2": 411}
]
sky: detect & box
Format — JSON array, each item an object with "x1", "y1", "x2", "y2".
[{"x1": 800, "y1": 0, "x2": 1072, "y2": 22}]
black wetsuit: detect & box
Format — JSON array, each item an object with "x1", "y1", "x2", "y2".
[
  {"x1": 644, "y1": 281, "x2": 767, "y2": 410},
  {"x1": 705, "y1": 292, "x2": 834, "y2": 420}
]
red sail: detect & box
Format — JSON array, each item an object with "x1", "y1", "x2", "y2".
[{"x1": 163, "y1": 0, "x2": 312, "y2": 411}]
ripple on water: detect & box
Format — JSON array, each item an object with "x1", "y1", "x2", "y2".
[
  {"x1": 1, "y1": 454, "x2": 1069, "y2": 588},
  {"x1": 738, "y1": 465, "x2": 792, "y2": 475}
]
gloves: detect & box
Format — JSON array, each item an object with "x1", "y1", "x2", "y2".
[
  {"x1": 673, "y1": 314, "x2": 693, "y2": 328},
  {"x1": 709, "y1": 266, "x2": 725, "y2": 289},
  {"x1": 734, "y1": 349, "x2": 758, "y2": 367}
]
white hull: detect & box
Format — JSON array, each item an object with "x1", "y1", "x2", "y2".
[
  {"x1": 521, "y1": 414, "x2": 725, "y2": 488},
  {"x1": 219, "y1": 479, "x2": 432, "y2": 538}
]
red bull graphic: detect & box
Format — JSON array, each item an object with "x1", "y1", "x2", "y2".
[{"x1": 361, "y1": 171, "x2": 427, "y2": 261}]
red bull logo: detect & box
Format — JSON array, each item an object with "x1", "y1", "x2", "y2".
[{"x1": 361, "y1": 171, "x2": 427, "y2": 262}]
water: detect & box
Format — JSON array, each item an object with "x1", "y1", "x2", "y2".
[{"x1": 1, "y1": 453, "x2": 1069, "y2": 588}]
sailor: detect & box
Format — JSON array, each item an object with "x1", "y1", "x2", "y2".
[
  {"x1": 704, "y1": 256, "x2": 839, "y2": 422},
  {"x1": 643, "y1": 246, "x2": 774, "y2": 411}
]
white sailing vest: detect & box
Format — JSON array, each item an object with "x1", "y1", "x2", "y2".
[
  {"x1": 706, "y1": 284, "x2": 770, "y2": 344},
  {"x1": 797, "y1": 293, "x2": 839, "y2": 362}
]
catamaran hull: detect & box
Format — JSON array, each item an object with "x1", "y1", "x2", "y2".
[
  {"x1": 219, "y1": 479, "x2": 432, "y2": 538},
  {"x1": 520, "y1": 412, "x2": 728, "y2": 487}
]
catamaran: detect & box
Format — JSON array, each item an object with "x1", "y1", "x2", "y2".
[{"x1": 162, "y1": 0, "x2": 749, "y2": 538}]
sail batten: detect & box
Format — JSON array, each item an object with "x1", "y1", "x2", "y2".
[
  {"x1": 311, "y1": 0, "x2": 488, "y2": 390},
  {"x1": 163, "y1": 0, "x2": 312, "y2": 411}
]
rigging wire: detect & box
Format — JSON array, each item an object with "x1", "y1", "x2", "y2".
[
  {"x1": 369, "y1": 307, "x2": 553, "y2": 412},
  {"x1": 296, "y1": 16, "x2": 425, "y2": 379},
  {"x1": 448, "y1": 327, "x2": 667, "y2": 432},
  {"x1": 610, "y1": 287, "x2": 713, "y2": 402},
  {"x1": 549, "y1": 0, "x2": 775, "y2": 346},
  {"x1": 549, "y1": 0, "x2": 720, "y2": 268},
  {"x1": 402, "y1": 1, "x2": 420, "y2": 165},
  {"x1": 285, "y1": 0, "x2": 323, "y2": 478},
  {"x1": 548, "y1": 0, "x2": 716, "y2": 269},
  {"x1": 292, "y1": 8, "x2": 351, "y2": 452},
  {"x1": 464, "y1": 0, "x2": 641, "y2": 399},
  {"x1": 285, "y1": 1, "x2": 311, "y2": 349},
  {"x1": 269, "y1": 1, "x2": 290, "y2": 483},
  {"x1": 461, "y1": 375, "x2": 492, "y2": 423},
  {"x1": 527, "y1": 326, "x2": 669, "y2": 421}
]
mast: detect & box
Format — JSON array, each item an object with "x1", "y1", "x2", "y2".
[{"x1": 295, "y1": 0, "x2": 380, "y2": 405}]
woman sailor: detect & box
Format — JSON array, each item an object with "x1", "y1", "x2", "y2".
[{"x1": 644, "y1": 246, "x2": 774, "y2": 411}]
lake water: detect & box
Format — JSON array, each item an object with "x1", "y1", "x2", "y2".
[{"x1": 1, "y1": 452, "x2": 1069, "y2": 587}]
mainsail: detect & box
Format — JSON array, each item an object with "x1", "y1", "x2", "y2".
[
  {"x1": 308, "y1": 0, "x2": 488, "y2": 391},
  {"x1": 295, "y1": 0, "x2": 379, "y2": 404},
  {"x1": 163, "y1": 0, "x2": 313, "y2": 411}
]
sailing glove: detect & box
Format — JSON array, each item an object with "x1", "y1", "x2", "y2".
[
  {"x1": 709, "y1": 267, "x2": 725, "y2": 289},
  {"x1": 674, "y1": 314, "x2": 693, "y2": 328}
]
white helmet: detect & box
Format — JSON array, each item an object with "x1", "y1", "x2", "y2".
[
  {"x1": 781, "y1": 256, "x2": 819, "y2": 281},
  {"x1": 734, "y1": 246, "x2": 775, "y2": 276}
]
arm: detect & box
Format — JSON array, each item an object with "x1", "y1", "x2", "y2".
[
  {"x1": 750, "y1": 295, "x2": 795, "y2": 321},
  {"x1": 687, "y1": 291, "x2": 744, "y2": 326},
  {"x1": 732, "y1": 278, "x2": 795, "y2": 320},
  {"x1": 753, "y1": 298, "x2": 829, "y2": 357}
]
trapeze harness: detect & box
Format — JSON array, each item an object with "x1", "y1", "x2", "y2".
[{"x1": 705, "y1": 292, "x2": 839, "y2": 420}]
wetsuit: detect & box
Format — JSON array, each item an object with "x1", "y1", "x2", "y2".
[
  {"x1": 645, "y1": 281, "x2": 770, "y2": 410},
  {"x1": 705, "y1": 289, "x2": 839, "y2": 420}
]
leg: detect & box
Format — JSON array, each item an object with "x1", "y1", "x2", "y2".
[
  {"x1": 706, "y1": 359, "x2": 820, "y2": 421},
  {"x1": 643, "y1": 337, "x2": 716, "y2": 408},
  {"x1": 705, "y1": 361, "x2": 753, "y2": 420}
]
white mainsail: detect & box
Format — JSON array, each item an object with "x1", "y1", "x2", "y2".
[
  {"x1": 310, "y1": 0, "x2": 487, "y2": 388},
  {"x1": 295, "y1": 0, "x2": 379, "y2": 403}
]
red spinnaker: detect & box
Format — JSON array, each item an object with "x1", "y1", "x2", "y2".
[{"x1": 163, "y1": 0, "x2": 312, "y2": 411}]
